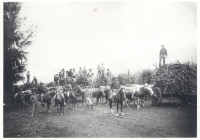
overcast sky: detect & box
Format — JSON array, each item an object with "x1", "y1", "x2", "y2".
[{"x1": 18, "y1": 2, "x2": 197, "y2": 83}]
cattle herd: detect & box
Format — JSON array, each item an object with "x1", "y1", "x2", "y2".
[{"x1": 12, "y1": 83, "x2": 155, "y2": 116}]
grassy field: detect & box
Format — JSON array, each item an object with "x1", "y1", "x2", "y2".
[{"x1": 4, "y1": 97, "x2": 197, "y2": 138}]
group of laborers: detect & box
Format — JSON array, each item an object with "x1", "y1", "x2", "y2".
[
  {"x1": 97, "y1": 63, "x2": 112, "y2": 82},
  {"x1": 54, "y1": 67, "x2": 94, "y2": 87},
  {"x1": 29, "y1": 76, "x2": 120, "y2": 117},
  {"x1": 26, "y1": 71, "x2": 39, "y2": 87}
]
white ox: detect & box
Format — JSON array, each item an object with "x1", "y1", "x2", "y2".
[{"x1": 123, "y1": 83, "x2": 154, "y2": 109}]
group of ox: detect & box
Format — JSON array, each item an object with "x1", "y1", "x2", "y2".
[{"x1": 13, "y1": 83, "x2": 154, "y2": 116}]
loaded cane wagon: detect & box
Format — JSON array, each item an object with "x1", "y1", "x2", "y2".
[{"x1": 151, "y1": 62, "x2": 197, "y2": 106}]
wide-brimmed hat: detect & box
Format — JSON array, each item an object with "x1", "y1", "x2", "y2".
[
  {"x1": 112, "y1": 77, "x2": 118, "y2": 81},
  {"x1": 55, "y1": 83, "x2": 60, "y2": 86},
  {"x1": 67, "y1": 84, "x2": 72, "y2": 89}
]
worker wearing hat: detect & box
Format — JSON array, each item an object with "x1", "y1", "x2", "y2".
[
  {"x1": 59, "y1": 71, "x2": 62, "y2": 80},
  {"x1": 62, "y1": 68, "x2": 65, "y2": 79},
  {"x1": 67, "y1": 84, "x2": 72, "y2": 90},
  {"x1": 111, "y1": 77, "x2": 120, "y2": 90},
  {"x1": 30, "y1": 91, "x2": 38, "y2": 117},
  {"x1": 106, "y1": 69, "x2": 111, "y2": 82},
  {"x1": 27, "y1": 71, "x2": 30, "y2": 83},
  {"x1": 37, "y1": 82, "x2": 46, "y2": 104},
  {"x1": 55, "y1": 74, "x2": 59, "y2": 85},
  {"x1": 83, "y1": 66, "x2": 87, "y2": 77},
  {"x1": 85, "y1": 86, "x2": 94, "y2": 111},
  {"x1": 72, "y1": 69, "x2": 77, "y2": 77},
  {"x1": 79, "y1": 67, "x2": 83, "y2": 77},
  {"x1": 53, "y1": 83, "x2": 64, "y2": 107},
  {"x1": 101, "y1": 63, "x2": 105, "y2": 78},
  {"x1": 71, "y1": 75, "x2": 77, "y2": 88},
  {"x1": 97, "y1": 65, "x2": 101, "y2": 78},
  {"x1": 87, "y1": 69, "x2": 93, "y2": 77},
  {"x1": 87, "y1": 69, "x2": 94, "y2": 88},
  {"x1": 159, "y1": 44, "x2": 167, "y2": 66},
  {"x1": 32, "y1": 76, "x2": 38, "y2": 87},
  {"x1": 110, "y1": 76, "x2": 120, "y2": 102}
]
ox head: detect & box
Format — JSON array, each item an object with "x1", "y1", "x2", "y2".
[
  {"x1": 144, "y1": 83, "x2": 154, "y2": 96},
  {"x1": 99, "y1": 87, "x2": 105, "y2": 96},
  {"x1": 119, "y1": 87, "x2": 126, "y2": 99}
]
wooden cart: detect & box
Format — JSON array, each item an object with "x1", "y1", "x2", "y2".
[{"x1": 151, "y1": 83, "x2": 197, "y2": 106}]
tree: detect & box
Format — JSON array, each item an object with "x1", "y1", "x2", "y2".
[
  {"x1": 141, "y1": 69, "x2": 153, "y2": 84},
  {"x1": 4, "y1": 2, "x2": 36, "y2": 95}
]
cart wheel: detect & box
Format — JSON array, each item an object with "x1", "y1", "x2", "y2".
[
  {"x1": 180, "y1": 95, "x2": 190, "y2": 104},
  {"x1": 152, "y1": 87, "x2": 162, "y2": 106}
]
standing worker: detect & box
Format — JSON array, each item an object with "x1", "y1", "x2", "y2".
[
  {"x1": 30, "y1": 91, "x2": 38, "y2": 118},
  {"x1": 110, "y1": 77, "x2": 121, "y2": 103},
  {"x1": 97, "y1": 65, "x2": 101, "y2": 78},
  {"x1": 55, "y1": 74, "x2": 59, "y2": 85},
  {"x1": 87, "y1": 69, "x2": 94, "y2": 88},
  {"x1": 79, "y1": 67, "x2": 83, "y2": 77},
  {"x1": 62, "y1": 68, "x2": 65, "y2": 79},
  {"x1": 101, "y1": 63, "x2": 105, "y2": 78},
  {"x1": 159, "y1": 44, "x2": 167, "y2": 66},
  {"x1": 85, "y1": 86, "x2": 94, "y2": 111},
  {"x1": 53, "y1": 83, "x2": 64, "y2": 108},
  {"x1": 32, "y1": 76, "x2": 38, "y2": 87},
  {"x1": 71, "y1": 75, "x2": 77, "y2": 89},
  {"x1": 106, "y1": 69, "x2": 111, "y2": 82},
  {"x1": 54, "y1": 75, "x2": 56, "y2": 84},
  {"x1": 73, "y1": 69, "x2": 77, "y2": 77},
  {"x1": 27, "y1": 71, "x2": 30, "y2": 83},
  {"x1": 83, "y1": 66, "x2": 87, "y2": 77},
  {"x1": 59, "y1": 71, "x2": 62, "y2": 80}
]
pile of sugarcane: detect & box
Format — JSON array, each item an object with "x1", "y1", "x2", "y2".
[{"x1": 151, "y1": 61, "x2": 197, "y2": 95}]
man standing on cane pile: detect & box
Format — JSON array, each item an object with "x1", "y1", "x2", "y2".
[
  {"x1": 159, "y1": 44, "x2": 167, "y2": 66},
  {"x1": 88, "y1": 69, "x2": 94, "y2": 88},
  {"x1": 27, "y1": 71, "x2": 30, "y2": 83},
  {"x1": 59, "y1": 71, "x2": 62, "y2": 80},
  {"x1": 106, "y1": 69, "x2": 111, "y2": 82},
  {"x1": 79, "y1": 67, "x2": 83, "y2": 77},
  {"x1": 62, "y1": 68, "x2": 65, "y2": 79},
  {"x1": 97, "y1": 65, "x2": 101, "y2": 78},
  {"x1": 32, "y1": 76, "x2": 38, "y2": 87},
  {"x1": 83, "y1": 66, "x2": 87, "y2": 77},
  {"x1": 101, "y1": 63, "x2": 105, "y2": 78}
]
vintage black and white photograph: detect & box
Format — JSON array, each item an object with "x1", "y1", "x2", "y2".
[{"x1": 3, "y1": 0, "x2": 197, "y2": 138}]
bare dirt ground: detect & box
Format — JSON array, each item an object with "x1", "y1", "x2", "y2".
[{"x1": 4, "y1": 97, "x2": 197, "y2": 138}]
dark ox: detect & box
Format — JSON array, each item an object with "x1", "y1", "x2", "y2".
[
  {"x1": 54, "y1": 92, "x2": 65, "y2": 115},
  {"x1": 13, "y1": 89, "x2": 32, "y2": 111},
  {"x1": 22, "y1": 90, "x2": 32, "y2": 106},
  {"x1": 37, "y1": 87, "x2": 56, "y2": 113},
  {"x1": 108, "y1": 88, "x2": 126, "y2": 116},
  {"x1": 98, "y1": 86, "x2": 110, "y2": 104},
  {"x1": 13, "y1": 92, "x2": 25, "y2": 111},
  {"x1": 76, "y1": 85, "x2": 105, "y2": 105}
]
